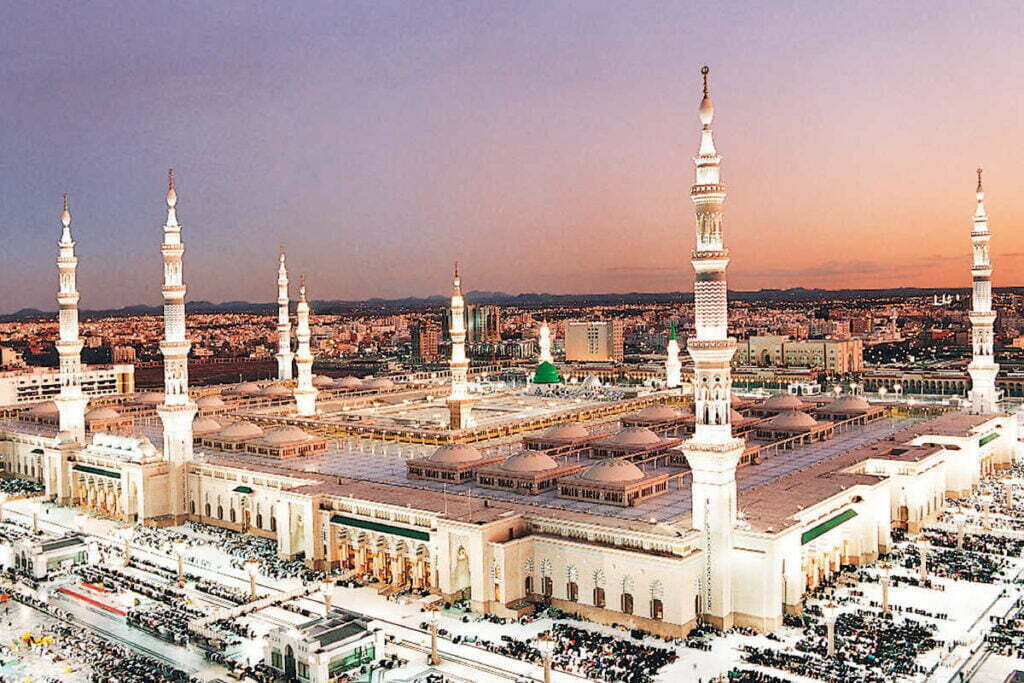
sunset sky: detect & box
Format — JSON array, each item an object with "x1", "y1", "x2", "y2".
[{"x1": 2, "y1": 0, "x2": 1022, "y2": 312}]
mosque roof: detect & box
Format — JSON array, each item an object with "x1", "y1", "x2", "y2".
[
  {"x1": 761, "y1": 394, "x2": 805, "y2": 411},
  {"x1": 312, "y1": 375, "x2": 334, "y2": 388},
  {"x1": 26, "y1": 401, "x2": 59, "y2": 418},
  {"x1": 192, "y1": 416, "x2": 223, "y2": 435},
  {"x1": 578, "y1": 458, "x2": 645, "y2": 484},
  {"x1": 499, "y1": 451, "x2": 559, "y2": 473},
  {"x1": 533, "y1": 361, "x2": 561, "y2": 384},
  {"x1": 261, "y1": 426, "x2": 313, "y2": 446},
  {"x1": 364, "y1": 377, "x2": 396, "y2": 390},
  {"x1": 428, "y1": 443, "x2": 483, "y2": 465},
  {"x1": 85, "y1": 407, "x2": 121, "y2": 421},
  {"x1": 335, "y1": 376, "x2": 364, "y2": 388},
  {"x1": 765, "y1": 410, "x2": 818, "y2": 431},
  {"x1": 599, "y1": 427, "x2": 662, "y2": 449},
  {"x1": 133, "y1": 391, "x2": 165, "y2": 405},
  {"x1": 630, "y1": 404, "x2": 680, "y2": 423},
  {"x1": 826, "y1": 395, "x2": 871, "y2": 413},
  {"x1": 196, "y1": 395, "x2": 227, "y2": 409},
  {"x1": 542, "y1": 422, "x2": 590, "y2": 441},
  {"x1": 216, "y1": 421, "x2": 264, "y2": 441},
  {"x1": 260, "y1": 382, "x2": 291, "y2": 397}
]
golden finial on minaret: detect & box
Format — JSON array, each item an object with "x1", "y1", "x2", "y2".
[
  {"x1": 701, "y1": 65, "x2": 710, "y2": 96},
  {"x1": 168, "y1": 168, "x2": 175, "y2": 190},
  {"x1": 454, "y1": 261, "x2": 460, "y2": 279},
  {"x1": 280, "y1": 244, "x2": 285, "y2": 259},
  {"x1": 166, "y1": 168, "x2": 178, "y2": 208},
  {"x1": 977, "y1": 167, "x2": 984, "y2": 193},
  {"x1": 61, "y1": 193, "x2": 71, "y2": 229}
]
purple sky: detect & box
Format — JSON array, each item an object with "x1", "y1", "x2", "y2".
[{"x1": 2, "y1": 0, "x2": 1023, "y2": 313}]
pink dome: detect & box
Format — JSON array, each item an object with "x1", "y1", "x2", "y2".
[{"x1": 579, "y1": 459, "x2": 645, "y2": 484}]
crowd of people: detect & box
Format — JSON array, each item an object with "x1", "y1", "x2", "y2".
[
  {"x1": 469, "y1": 623, "x2": 675, "y2": 683},
  {"x1": 894, "y1": 541, "x2": 1009, "y2": 584},
  {"x1": 9, "y1": 591, "x2": 190, "y2": 682},
  {"x1": 0, "y1": 477, "x2": 44, "y2": 496},
  {"x1": 923, "y1": 527, "x2": 1024, "y2": 558}
]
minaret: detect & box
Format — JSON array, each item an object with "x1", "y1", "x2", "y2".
[
  {"x1": 54, "y1": 194, "x2": 88, "y2": 443},
  {"x1": 665, "y1": 321, "x2": 681, "y2": 389},
  {"x1": 294, "y1": 276, "x2": 317, "y2": 416},
  {"x1": 681, "y1": 67, "x2": 744, "y2": 630},
  {"x1": 276, "y1": 247, "x2": 294, "y2": 380},
  {"x1": 447, "y1": 263, "x2": 474, "y2": 429},
  {"x1": 155, "y1": 169, "x2": 197, "y2": 522},
  {"x1": 538, "y1": 320, "x2": 553, "y2": 363},
  {"x1": 967, "y1": 168, "x2": 999, "y2": 414}
]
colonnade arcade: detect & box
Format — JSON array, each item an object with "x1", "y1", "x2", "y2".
[
  {"x1": 72, "y1": 472, "x2": 126, "y2": 519},
  {"x1": 328, "y1": 527, "x2": 433, "y2": 590}
]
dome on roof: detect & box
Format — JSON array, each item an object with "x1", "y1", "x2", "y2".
[
  {"x1": 828, "y1": 395, "x2": 871, "y2": 412},
  {"x1": 230, "y1": 382, "x2": 262, "y2": 395},
  {"x1": 766, "y1": 410, "x2": 818, "y2": 431},
  {"x1": 56, "y1": 430, "x2": 77, "y2": 444},
  {"x1": 192, "y1": 416, "x2": 222, "y2": 436},
  {"x1": 761, "y1": 394, "x2": 804, "y2": 411},
  {"x1": 533, "y1": 361, "x2": 561, "y2": 384},
  {"x1": 500, "y1": 451, "x2": 559, "y2": 473},
  {"x1": 262, "y1": 425, "x2": 311, "y2": 445},
  {"x1": 631, "y1": 405, "x2": 680, "y2": 423},
  {"x1": 582, "y1": 375, "x2": 602, "y2": 388},
  {"x1": 428, "y1": 443, "x2": 483, "y2": 464},
  {"x1": 27, "y1": 401, "x2": 59, "y2": 418},
  {"x1": 542, "y1": 422, "x2": 590, "y2": 441},
  {"x1": 217, "y1": 421, "x2": 264, "y2": 440},
  {"x1": 601, "y1": 427, "x2": 662, "y2": 449},
  {"x1": 85, "y1": 406, "x2": 121, "y2": 421},
  {"x1": 312, "y1": 375, "x2": 334, "y2": 388},
  {"x1": 335, "y1": 376, "x2": 364, "y2": 388},
  {"x1": 196, "y1": 395, "x2": 226, "y2": 409},
  {"x1": 364, "y1": 377, "x2": 396, "y2": 390},
  {"x1": 260, "y1": 382, "x2": 291, "y2": 397},
  {"x1": 729, "y1": 408, "x2": 745, "y2": 423},
  {"x1": 579, "y1": 458, "x2": 645, "y2": 484},
  {"x1": 133, "y1": 391, "x2": 165, "y2": 406}
]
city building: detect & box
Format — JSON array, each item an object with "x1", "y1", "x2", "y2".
[
  {"x1": 735, "y1": 336, "x2": 863, "y2": 373},
  {"x1": 564, "y1": 321, "x2": 624, "y2": 362}
]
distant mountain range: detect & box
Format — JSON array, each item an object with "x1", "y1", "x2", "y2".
[{"x1": 3, "y1": 286, "x2": 1017, "y2": 320}]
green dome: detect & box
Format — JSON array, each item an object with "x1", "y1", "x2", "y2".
[{"x1": 533, "y1": 361, "x2": 561, "y2": 384}]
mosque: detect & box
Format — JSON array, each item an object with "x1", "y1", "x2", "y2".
[{"x1": 0, "y1": 68, "x2": 1017, "y2": 637}]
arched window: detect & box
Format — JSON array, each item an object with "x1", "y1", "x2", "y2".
[
  {"x1": 217, "y1": 505, "x2": 224, "y2": 520},
  {"x1": 566, "y1": 581, "x2": 578, "y2": 602},
  {"x1": 270, "y1": 516, "x2": 277, "y2": 532},
  {"x1": 205, "y1": 503, "x2": 211, "y2": 517},
  {"x1": 525, "y1": 575, "x2": 534, "y2": 594},
  {"x1": 542, "y1": 576, "x2": 553, "y2": 598},
  {"x1": 621, "y1": 592, "x2": 633, "y2": 614},
  {"x1": 256, "y1": 513, "x2": 263, "y2": 529},
  {"x1": 230, "y1": 508, "x2": 236, "y2": 523},
  {"x1": 650, "y1": 598, "x2": 663, "y2": 620},
  {"x1": 189, "y1": 501, "x2": 195, "y2": 515},
  {"x1": 593, "y1": 587, "x2": 605, "y2": 608}
]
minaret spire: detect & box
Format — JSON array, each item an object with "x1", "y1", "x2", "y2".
[
  {"x1": 680, "y1": 66, "x2": 744, "y2": 630},
  {"x1": 276, "y1": 246, "x2": 294, "y2": 380},
  {"x1": 55, "y1": 193, "x2": 87, "y2": 443},
  {"x1": 665, "y1": 321, "x2": 681, "y2": 389},
  {"x1": 967, "y1": 167, "x2": 999, "y2": 413},
  {"x1": 538, "y1": 319, "x2": 553, "y2": 364},
  {"x1": 156, "y1": 169, "x2": 197, "y2": 522},
  {"x1": 447, "y1": 262, "x2": 474, "y2": 429},
  {"x1": 294, "y1": 275, "x2": 317, "y2": 416}
]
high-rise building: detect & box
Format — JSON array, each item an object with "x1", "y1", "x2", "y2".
[
  {"x1": 411, "y1": 321, "x2": 441, "y2": 361},
  {"x1": 564, "y1": 321, "x2": 623, "y2": 362}
]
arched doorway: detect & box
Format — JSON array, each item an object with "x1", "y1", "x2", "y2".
[{"x1": 284, "y1": 645, "x2": 296, "y2": 680}]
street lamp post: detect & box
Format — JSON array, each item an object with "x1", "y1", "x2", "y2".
[
  {"x1": 245, "y1": 559, "x2": 260, "y2": 602},
  {"x1": 536, "y1": 635, "x2": 556, "y2": 683},
  {"x1": 981, "y1": 493, "x2": 993, "y2": 530},
  {"x1": 322, "y1": 577, "x2": 333, "y2": 615},
  {"x1": 822, "y1": 601, "x2": 839, "y2": 658},
  {"x1": 172, "y1": 541, "x2": 187, "y2": 587},
  {"x1": 1006, "y1": 477, "x2": 1014, "y2": 509},
  {"x1": 956, "y1": 525, "x2": 965, "y2": 550},
  {"x1": 879, "y1": 563, "x2": 892, "y2": 615},
  {"x1": 917, "y1": 539, "x2": 928, "y2": 583},
  {"x1": 429, "y1": 608, "x2": 441, "y2": 666}
]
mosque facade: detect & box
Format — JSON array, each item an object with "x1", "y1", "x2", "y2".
[{"x1": 0, "y1": 69, "x2": 1018, "y2": 639}]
